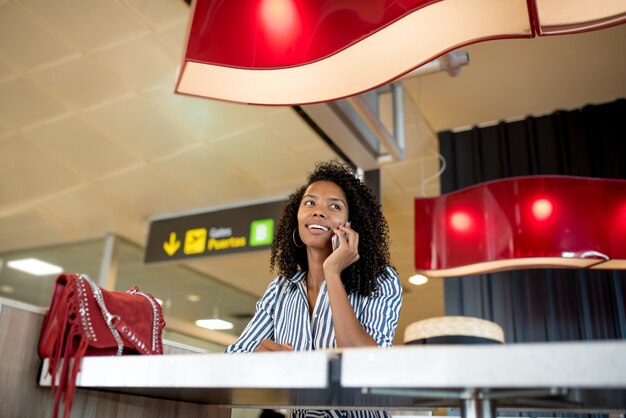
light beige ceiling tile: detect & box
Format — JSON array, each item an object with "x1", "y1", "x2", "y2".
[
  {"x1": 41, "y1": 184, "x2": 139, "y2": 237},
  {"x1": 0, "y1": 3, "x2": 73, "y2": 70},
  {"x1": 158, "y1": 21, "x2": 188, "y2": 55},
  {"x1": 211, "y1": 126, "x2": 308, "y2": 188},
  {"x1": 30, "y1": 56, "x2": 129, "y2": 108},
  {"x1": 207, "y1": 102, "x2": 281, "y2": 140},
  {"x1": 295, "y1": 143, "x2": 338, "y2": 167},
  {"x1": 0, "y1": 134, "x2": 82, "y2": 210},
  {"x1": 265, "y1": 108, "x2": 326, "y2": 152},
  {"x1": 0, "y1": 59, "x2": 14, "y2": 80},
  {"x1": 19, "y1": 0, "x2": 147, "y2": 50},
  {"x1": 146, "y1": 87, "x2": 278, "y2": 140},
  {"x1": 92, "y1": 34, "x2": 177, "y2": 90},
  {"x1": 0, "y1": 78, "x2": 67, "y2": 128},
  {"x1": 0, "y1": 119, "x2": 14, "y2": 138},
  {"x1": 95, "y1": 164, "x2": 198, "y2": 217},
  {"x1": 155, "y1": 145, "x2": 265, "y2": 206},
  {"x1": 26, "y1": 115, "x2": 139, "y2": 178},
  {"x1": 123, "y1": 0, "x2": 189, "y2": 30},
  {"x1": 0, "y1": 209, "x2": 73, "y2": 252},
  {"x1": 86, "y1": 95, "x2": 198, "y2": 160},
  {"x1": 144, "y1": 87, "x2": 221, "y2": 137}
]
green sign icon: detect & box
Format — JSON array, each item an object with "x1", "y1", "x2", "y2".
[{"x1": 249, "y1": 219, "x2": 274, "y2": 246}]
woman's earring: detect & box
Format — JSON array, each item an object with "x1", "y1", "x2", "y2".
[{"x1": 292, "y1": 229, "x2": 304, "y2": 248}]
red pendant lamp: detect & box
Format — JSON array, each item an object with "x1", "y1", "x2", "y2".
[
  {"x1": 175, "y1": 0, "x2": 626, "y2": 105},
  {"x1": 414, "y1": 176, "x2": 626, "y2": 277}
]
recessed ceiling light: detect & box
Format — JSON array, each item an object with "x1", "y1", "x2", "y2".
[
  {"x1": 195, "y1": 318, "x2": 234, "y2": 330},
  {"x1": 7, "y1": 258, "x2": 63, "y2": 276},
  {"x1": 0, "y1": 285, "x2": 14, "y2": 293},
  {"x1": 185, "y1": 294, "x2": 201, "y2": 302},
  {"x1": 408, "y1": 274, "x2": 429, "y2": 286}
]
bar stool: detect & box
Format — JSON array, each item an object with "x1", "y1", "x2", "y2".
[
  {"x1": 404, "y1": 316, "x2": 505, "y2": 345},
  {"x1": 404, "y1": 316, "x2": 505, "y2": 418}
]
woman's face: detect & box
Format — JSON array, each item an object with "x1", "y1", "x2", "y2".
[{"x1": 297, "y1": 180, "x2": 349, "y2": 250}]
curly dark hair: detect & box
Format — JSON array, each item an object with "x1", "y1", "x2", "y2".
[{"x1": 270, "y1": 161, "x2": 393, "y2": 296}]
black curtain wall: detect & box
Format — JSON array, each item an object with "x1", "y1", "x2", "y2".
[{"x1": 438, "y1": 98, "x2": 626, "y2": 343}]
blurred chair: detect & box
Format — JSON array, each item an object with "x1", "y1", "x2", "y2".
[{"x1": 404, "y1": 316, "x2": 505, "y2": 345}]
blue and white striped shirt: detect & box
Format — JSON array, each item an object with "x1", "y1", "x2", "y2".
[{"x1": 226, "y1": 267, "x2": 403, "y2": 418}]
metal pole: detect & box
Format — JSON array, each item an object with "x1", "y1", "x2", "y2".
[
  {"x1": 98, "y1": 233, "x2": 118, "y2": 290},
  {"x1": 461, "y1": 391, "x2": 496, "y2": 418}
]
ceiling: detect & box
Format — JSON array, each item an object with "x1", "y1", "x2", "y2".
[{"x1": 0, "y1": 0, "x2": 625, "y2": 345}]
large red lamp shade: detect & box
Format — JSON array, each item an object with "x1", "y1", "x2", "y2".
[
  {"x1": 414, "y1": 176, "x2": 626, "y2": 277},
  {"x1": 175, "y1": 0, "x2": 626, "y2": 105}
]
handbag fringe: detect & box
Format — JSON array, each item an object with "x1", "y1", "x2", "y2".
[{"x1": 46, "y1": 279, "x2": 88, "y2": 418}]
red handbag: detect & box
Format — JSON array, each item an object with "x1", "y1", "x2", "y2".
[{"x1": 38, "y1": 273, "x2": 166, "y2": 418}]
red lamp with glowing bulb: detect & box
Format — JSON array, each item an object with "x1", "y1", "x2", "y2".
[
  {"x1": 414, "y1": 176, "x2": 626, "y2": 277},
  {"x1": 176, "y1": 0, "x2": 626, "y2": 105}
]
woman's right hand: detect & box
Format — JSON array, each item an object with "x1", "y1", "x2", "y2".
[{"x1": 254, "y1": 339, "x2": 293, "y2": 352}]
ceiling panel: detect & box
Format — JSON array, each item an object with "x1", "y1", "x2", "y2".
[
  {"x1": 144, "y1": 86, "x2": 246, "y2": 139},
  {"x1": 0, "y1": 2, "x2": 73, "y2": 70},
  {"x1": 0, "y1": 78, "x2": 67, "y2": 128},
  {"x1": 92, "y1": 34, "x2": 178, "y2": 90},
  {"x1": 95, "y1": 164, "x2": 200, "y2": 217},
  {"x1": 30, "y1": 56, "x2": 129, "y2": 108},
  {"x1": 265, "y1": 108, "x2": 330, "y2": 152},
  {"x1": 122, "y1": 0, "x2": 189, "y2": 30},
  {"x1": 25, "y1": 115, "x2": 139, "y2": 178},
  {"x1": 0, "y1": 58, "x2": 14, "y2": 79},
  {"x1": 86, "y1": 94, "x2": 199, "y2": 159},
  {"x1": 156, "y1": 21, "x2": 188, "y2": 53},
  {"x1": 154, "y1": 144, "x2": 266, "y2": 206},
  {"x1": 18, "y1": 0, "x2": 148, "y2": 50},
  {"x1": 0, "y1": 134, "x2": 82, "y2": 211},
  {"x1": 40, "y1": 185, "x2": 139, "y2": 239},
  {"x1": 211, "y1": 125, "x2": 312, "y2": 190},
  {"x1": 0, "y1": 118, "x2": 14, "y2": 138},
  {"x1": 0, "y1": 209, "x2": 74, "y2": 251},
  {"x1": 197, "y1": 101, "x2": 282, "y2": 142}
]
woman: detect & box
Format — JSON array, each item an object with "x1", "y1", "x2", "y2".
[{"x1": 226, "y1": 161, "x2": 402, "y2": 417}]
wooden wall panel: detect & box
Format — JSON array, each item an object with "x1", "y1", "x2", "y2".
[{"x1": 0, "y1": 303, "x2": 230, "y2": 418}]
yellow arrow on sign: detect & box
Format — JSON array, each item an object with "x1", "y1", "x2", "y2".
[{"x1": 163, "y1": 232, "x2": 181, "y2": 256}]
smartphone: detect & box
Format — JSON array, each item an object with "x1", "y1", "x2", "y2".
[{"x1": 332, "y1": 221, "x2": 350, "y2": 251}]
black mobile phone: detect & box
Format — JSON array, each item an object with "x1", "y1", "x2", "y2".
[{"x1": 332, "y1": 221, "x2": 350, "y2": 251}]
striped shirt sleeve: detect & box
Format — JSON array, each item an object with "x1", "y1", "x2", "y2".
[
  {"x1": 359, "y1": 267, "x2": 403, "y2": 347},
  {"x1": 225, "y1": 277, "x2": 281, "y2": 353}
]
